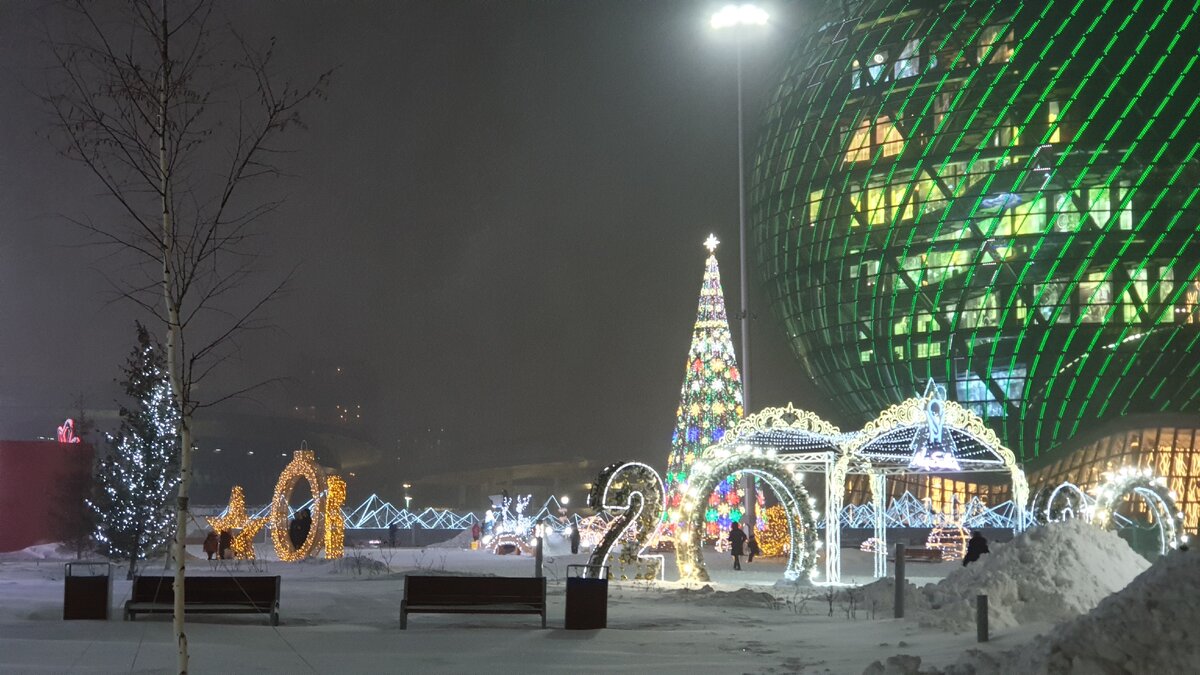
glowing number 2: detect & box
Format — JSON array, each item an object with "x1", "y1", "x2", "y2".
[{"x1": 585, "y1": 462, "x2": 665, "y2": 580}]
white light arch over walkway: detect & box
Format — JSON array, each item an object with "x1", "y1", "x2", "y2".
[{"x1": 677, "y1": 447, "x2": 818, "y2": 582}]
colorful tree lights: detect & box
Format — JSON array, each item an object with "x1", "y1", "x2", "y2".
[{"x1": 664, "y1": 236, "x2": 761, "y2": 538}]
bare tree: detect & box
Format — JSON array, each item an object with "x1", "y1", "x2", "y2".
[{"x1": 40, "y1": 1, "x2": 330, "y2": 671}]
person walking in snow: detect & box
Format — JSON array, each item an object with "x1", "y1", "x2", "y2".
[
  {"x1": 962, "y1": 530, "x2": 989, "y2": 567},
  {"x1": 747, "y1": 533, "x2": 761, "y2": 563},
  {"x1": 728, "y1": 522, "x2": 748, "y2": 570},
  {"x1": 569, "y1": 525, "x2": 581, "y2": 555}
]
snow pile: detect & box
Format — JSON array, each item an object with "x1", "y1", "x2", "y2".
[
  {"x1": 943, "y1": 548, "x2": 1200, "y2": 674},
  {"x1": 917, "y1": 520, "x2": 1148, "y2": 631}
]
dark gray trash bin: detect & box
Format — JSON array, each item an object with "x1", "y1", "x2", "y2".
[
  {"x1": 64, "y1": 561, "x2": 111, "y2": 620},
  {"x1": 564, "y1": 564, "x2": 608, "y2": 630}
]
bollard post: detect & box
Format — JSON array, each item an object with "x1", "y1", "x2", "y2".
[
  {"x1": 535, "y1": 535, "x2": 544, "y2": 578},
  {"x1": 977, "y1": 594, "x2": 989, "y2": 642},
  {"x1": 894, "y1": 543, "x2": 906, "y2": 619}
]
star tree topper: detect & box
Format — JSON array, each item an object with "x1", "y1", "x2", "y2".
[{"x1": 704, "y1": 233, "x2": 720, "y2": 253}]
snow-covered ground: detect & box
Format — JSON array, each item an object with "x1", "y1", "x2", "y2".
[{"x1": 0, "y1": 524, "x2": 1168, "y2": 674}]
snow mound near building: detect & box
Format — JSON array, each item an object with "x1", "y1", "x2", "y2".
[
  {"x1": 942, "y1": 547, "x2": 1200, "y2": 674},
  {"x1": 918, "y1": 520, "x2": 1149, "y2": 631}
]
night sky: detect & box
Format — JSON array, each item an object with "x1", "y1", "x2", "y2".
[{"x1": 0, "y1": 1, "x2": 834, "y2": 482}]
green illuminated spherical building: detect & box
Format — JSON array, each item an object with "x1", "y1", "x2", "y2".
[{"x1": 752, "y1": 0, "x2": 1200, "y2": 462}]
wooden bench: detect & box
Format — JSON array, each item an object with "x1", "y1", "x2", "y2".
[
  {"x1": 893, "y1": 547, "x2": 944, "y2": 562},
  {"x1": 400, "y1": 575, "x2": 546, "y2": 629},
  {"x1": 124, "y1": 576, "x2": 280, "y2": 626}
]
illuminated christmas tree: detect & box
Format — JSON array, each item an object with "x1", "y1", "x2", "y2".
[
  {"x1": 664, "y1": 235, "x2": 761, "y2": 538},
  {"x1": 91, "y1": 323, "x2": 180, "y2": 578}
]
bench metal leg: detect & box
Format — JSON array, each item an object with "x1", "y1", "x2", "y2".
[
  {"x1": 400, "y1": 601, "x2": 407, "y2": 630},
  {"x1": 541, "y1": 609, "x2": 546, "y2": 629}
]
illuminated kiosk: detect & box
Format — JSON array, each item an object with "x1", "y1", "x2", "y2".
[
  {"x1": 700, "y1": 381, "x2": 1029, "y2": 583},
  {"x1": 828, "y1": 381, "x2": 1029, "y2": 581}
]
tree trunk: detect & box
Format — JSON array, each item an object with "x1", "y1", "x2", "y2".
[{"x1": 153, "y1": 2, "x2": 190, "y2": 672}]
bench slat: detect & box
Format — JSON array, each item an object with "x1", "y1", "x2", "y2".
[
  {"x1": 125, "y1": 576, "x2": 280, "y2": 626},
  {"x1": 400, "y1": 576, "x2": 546, "y2": 630}
]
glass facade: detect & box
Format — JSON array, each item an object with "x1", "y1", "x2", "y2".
[{"x1": 752, "y1": 0, "x2": 1200, "y2": 462}]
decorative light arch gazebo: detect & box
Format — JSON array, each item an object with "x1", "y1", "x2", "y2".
[
  {"x1": 827, "y1": 382, "x2": 1029, "y2": 580},
  {"x1": 693, "y1": 381, "x2": 1030, "y2": 584}
]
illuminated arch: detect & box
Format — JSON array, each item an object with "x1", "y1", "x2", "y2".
[
  {"x1": 1042, "y1": 481, "x2": 1091, "y2": 522},
  {"x1": 1091, "y1": 468, "x2": 1186, "y2": 555},
  {"x1": 270, "y1": 449, "x2": 346, "y2": 562},
  {"x1": 677, "y1": 448, "x2": 817, "y2": 582}
]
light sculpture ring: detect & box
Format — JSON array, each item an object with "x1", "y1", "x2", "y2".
[
  {"x1": 1042, "y1": 481, "x2": 1091, "y2": 522},
  {"x1": 677, "y1": 447, "x2": 817, "y2": 582},
  {"x1": 585, "y1": 461, "x2": 665, "y2": 580},
  {"x1": 270, "y1": 449, "x2": 346, "y2": 562},
  {"x1": 1091, "y1": 468, "x2": 1186, "y2": 555}
]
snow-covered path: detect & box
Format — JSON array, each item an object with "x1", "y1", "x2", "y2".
[{"x1": 0, "y1": 545, "x2": 1052, "y2": 674}]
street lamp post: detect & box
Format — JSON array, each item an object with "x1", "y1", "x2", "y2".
[{"x1": 712, "y1": 3, "x2": 768, "y2": 533}]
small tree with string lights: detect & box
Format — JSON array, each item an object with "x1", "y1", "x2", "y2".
[{"x1": 91, "y1": 323, "x2": 181, "y2": 579}]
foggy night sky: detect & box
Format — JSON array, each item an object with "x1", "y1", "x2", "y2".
[{"x1": 0, "y1": 1, "x2": 835, "y2": 478}]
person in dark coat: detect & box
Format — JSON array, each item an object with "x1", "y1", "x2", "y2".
[
  {"x1": 728, "y1": 522, "x2": 747, "y2": 570},
  {"x1": 569, "y1": 525, "x2": 581, "y2": 555},
  {"x1": 962, "y1": 531, "x2": 990, "y2": 566},
  {"x1": 202, "y1": 531, "x2": 219, "y2": 560},
  {"x1": 289, "y1": 508, "x2": 312, "y2": 550},
  {"x1": 747, "y1": 533, "x2": 761, "y2": 563},
  {"x1": 217, "y1": 529, "x2": 232, "y2": 560},
  {"x1": 388, "y1": 521, "x2": 398, "y2": 548}
]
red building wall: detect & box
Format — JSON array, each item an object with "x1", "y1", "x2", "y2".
[{"x1": 0, "y1": 441, "x2": 93, "y2": 552}]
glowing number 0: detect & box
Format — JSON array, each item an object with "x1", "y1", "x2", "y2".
[
  {"x1": 269, "y1": 449, "x2": 346, "y2": 561},
  {"x1": 585, "y1": 462, "x2": 665, "y2": 580}
]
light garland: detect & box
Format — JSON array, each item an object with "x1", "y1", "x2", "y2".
[
  {"x1": 756, "y1": 504, "x2": 790, "y2": 556},
  {"x1": 586, "y1": 462, "x2": 665, "y2": 580},
  {"x1": 269, "y1": 449, "x2": 346, "y2": 562},
  {"x1": 207, "y1": 486, "x2": 268, "y2": 559},
  {"x1": 324, "y1": 475, "x2": 346, "y2": 559},
  {"x1": 926, "y1": 522, "x2": 970, "y2": 561},
  {"x1": 677, "y1": 449, "x2": 817, "y2": 582},
  {"x1": 1090, "y1": 466, "x2": 1187, "y2": 555}
]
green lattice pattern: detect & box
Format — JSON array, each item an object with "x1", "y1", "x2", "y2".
[{"x1": 751, "y1": 0, "x2": 1200, "y2": 461}]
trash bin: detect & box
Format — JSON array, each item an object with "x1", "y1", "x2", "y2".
[
  {"x1": 64, "y1": 561, "x2": 111, "y2": 620},
  {"x1": 564, "y1": 564, "x2": 608, "y2": 630}
]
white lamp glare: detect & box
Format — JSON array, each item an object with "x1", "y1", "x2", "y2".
[{"x1": 711, "y1": 4, "x2": 769, "y2": 29}]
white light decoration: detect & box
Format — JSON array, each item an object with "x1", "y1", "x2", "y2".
[
  {"x1": 675, "y1": 449, "x2": 817, "y2": 582},
  {"x1": 679, "y1": 380, "x2": 1029, "y2": 584},
  {"x1": 585, "y1": 462, "x2": 666, "y2": 581},
  {"x1": 1089, "y1": 468, "x2": 1184, "y2": 555},
  {"x1": 710, "y1": 4, "x2": 769, "y2": 30}
]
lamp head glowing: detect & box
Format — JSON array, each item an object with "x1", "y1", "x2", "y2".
[{"x1": 711, "y1": 4, "x2": 769, "y2": 30}]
